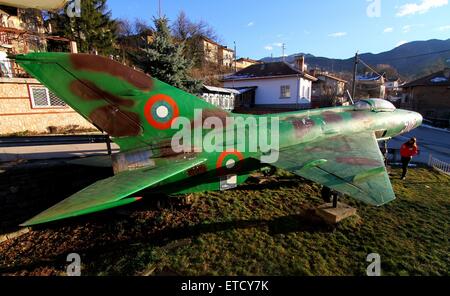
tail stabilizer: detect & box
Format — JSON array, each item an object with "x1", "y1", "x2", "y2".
[{"x1": 15, "y1": 53, "x2": 228, "y2": 152}]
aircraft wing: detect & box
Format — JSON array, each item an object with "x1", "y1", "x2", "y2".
[
  {"x1": 273, "y1": 132, "x2": 395, "y2": 206},
  {"x1": 0, "y1": 0, "x2": 68, "y2": 10},
  {"x1": 21, "y1": 157, "x2": 206, "y2": 226}
]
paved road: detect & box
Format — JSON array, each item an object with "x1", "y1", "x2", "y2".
[
  {"x1": 389, "y1": 125, "x2": 450, "y2": 164},
  {"x1": 1, "y1": 125, "x2": 448, "y2": 165},
  {"x1": 0, "y1": 143, "x2": 119, "y2": 163}
]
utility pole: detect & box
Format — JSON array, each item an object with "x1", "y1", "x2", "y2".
[
  {"x1": 282, "y1": 43, "x2": 286, "y2": 62},
  {"x1": 158, "y1": 0, "x2": 162, "y2": 18},
  {"x1": 351, "y1": 52, "x2": 359, "y2": 100},
  {"x1": 234, "y1": 41, "x2": 237, "y2": 73}
]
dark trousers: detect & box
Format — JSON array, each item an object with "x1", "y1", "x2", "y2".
[{"x1": 401, "y1": 157, "x2": 412, "y2": 178}]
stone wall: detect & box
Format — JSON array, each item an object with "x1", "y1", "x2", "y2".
[{"x1": 0, "y1": 77, "x2": 96, "y2": 135}]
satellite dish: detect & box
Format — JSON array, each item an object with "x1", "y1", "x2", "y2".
[{"x1": 0, "y1": 0, "x2": 68, "y2": 10}]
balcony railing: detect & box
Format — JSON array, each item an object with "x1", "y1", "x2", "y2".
[{"x1": 0, "y1": 58, "x2": 32, "y2": 78}]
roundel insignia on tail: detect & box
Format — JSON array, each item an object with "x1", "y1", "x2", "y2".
[
  {"x1": 216, "y1": 151, "x2": 244, "y2": 175},
  {"x1": 144, "y1": 94, "x2": 179, "y2": 130}
]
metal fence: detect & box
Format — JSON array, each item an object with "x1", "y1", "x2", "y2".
[
  {"x1": 428, "y1": 154, "x2": 450, "y2": 175},
  {"x1": 0, "y1": 135, "x2": 112, "y2": 155}
]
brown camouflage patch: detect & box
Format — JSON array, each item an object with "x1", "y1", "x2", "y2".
[
  {"x1": 70, "y1": 80, "x2": 135, "y2": 107},
  {"x1": 322, "y1": 111, "x2": 343, "y2": 123},
  {"x1": 291, "y1": 118, "x2": 315, "y2": 138},
  {"x1": 305, "y1": 144, "x2": 350, "y2": 153},
  {"x1": 153, "y1": 140, "x2": 186, "y2": 158},
  {"x1": 187, "y1": 164, "x2": 208, "y2": 177},
  {"x1": 190, "y1": 108, "x2": 231, "y2": 130},
  {"x1": 203, "y1": 109, "x2": 230, "y2": 127},
  {"x1": 89, "y1": 106, "x2": 141, "y2": 137},
  {"x1": 70, "y1": 54, "x2": 153, "y2": 91},
  {"x1": 336, "y1": 157, "x2": 379, "y2": 166}
]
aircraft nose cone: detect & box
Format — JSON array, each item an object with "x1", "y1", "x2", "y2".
[{"x1": 414, "y1": 112, "x2": 423, "y2": 128}]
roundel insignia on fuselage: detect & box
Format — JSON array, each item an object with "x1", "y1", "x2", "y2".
[
  {"x1": 144, "y1": 94, "x2": 180, "y2": 130},
  {"x1": 216, "y1": 151, "x2": 244, "y2": 176}
]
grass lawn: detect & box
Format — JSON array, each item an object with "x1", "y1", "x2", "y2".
[{"x1": 0, "y1": 165, "x2": 448, "y2": 276}]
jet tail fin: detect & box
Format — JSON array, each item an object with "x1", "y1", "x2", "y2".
[{"x1": 14, "y1": 53, "x2": 228, "y2": 152}]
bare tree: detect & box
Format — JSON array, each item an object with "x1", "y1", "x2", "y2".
[
  {"x1": 171, "y1": 11, "x2": 221, "y2": 68},
  {"x1": 171, "y1": 11, "x2": 218, "y2": 42},
  {"x1": 116, "y1": 18, "x2": 133, "y2": 37},
  {"x1": 134, "y1": 18, "x2": 152, "y2": 35}
]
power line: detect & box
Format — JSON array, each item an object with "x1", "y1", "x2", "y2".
[
  {"x1": 370, "y1": 48, "x2": 450, "y2": 63},
  {"x1": 359, "y1": 58, "x2": 383, "y2": 77},
  {"x1": 357, "y1": 48, "x2": 450, "y2": 79}
]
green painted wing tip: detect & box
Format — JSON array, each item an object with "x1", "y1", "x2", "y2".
[
  {"x1": 353, "y1": 167, "x2": 386, "y2": 184},
  {"x1": 300, "y1": 159, "x2": 328, "y2": 171},
  {"x1": 20, "y1": 197, "x2": 143, "y2": 227}
]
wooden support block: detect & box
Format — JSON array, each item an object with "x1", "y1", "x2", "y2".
[{"x1": 316, "y1": 202, "x2": 357, "y2": 224}]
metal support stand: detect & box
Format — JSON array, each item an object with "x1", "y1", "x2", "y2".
[
  {"x1": 332, "y1": 193, "x2": 338, "y2": 208},
  {"x1": 384, "y1": 140, "x2": 389, "y2": 166},
  {"x1": 106, "y1": 135, "x2": 112, "y2": 155}
]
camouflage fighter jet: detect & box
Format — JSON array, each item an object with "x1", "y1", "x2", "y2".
[{"x1": 14, "y1": 53, "x2": 423, "y2": 226}]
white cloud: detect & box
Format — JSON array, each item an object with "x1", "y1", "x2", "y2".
[
  {"x1": 264, "y1": 45, "x2": 273, "y2": 51},
  {"x1": 438, "y1": 25, "x2": 450, "y2": 31},
  {"x1": 396, "y1": 40, "x2": 408, "y2": 47},
  {"x1": 396, "y1": 0, "x2": 448, "y2": 17},
  {"x1": 273, "y1": 42, "x2": 283, "y2": 47},
  {"x1": 247, "y1": 22, "x2": 254, "y2": 27},
  {"x1": 403, "y1": 25, "x2": 412, "y2": 33},
  {"x1": 328, "y1": 32, "x2": 347, "y2": 37},
  {"x1": 402, "y1": 24, "x2": 425, "y2": 33},
  {"x1": 383, "y1": 27, "x2": 394, "y2": 33}
]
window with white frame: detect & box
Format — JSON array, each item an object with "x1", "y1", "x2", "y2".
[
  {"x1": 29, "y1": 85, "x2": 66, "y2": 108},
  {"x1": 280, "y1": 85, "x2": 291, "y2": 98}
]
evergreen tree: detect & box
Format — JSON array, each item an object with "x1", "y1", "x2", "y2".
[
  {"x1": 47, "y1": 0, "x2": 117, "y2": 55},
  {"x1": 133, "y1": 17, "x2": 202, "y2": 93}
]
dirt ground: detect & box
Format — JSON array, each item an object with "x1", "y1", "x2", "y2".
[{"x1": 0, "y1": 160, "x2": 448, "y2": 276}]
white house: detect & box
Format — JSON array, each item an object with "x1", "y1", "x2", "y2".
[{"x1": 223, "y1": 57, "x2": 317, "y2": 109}]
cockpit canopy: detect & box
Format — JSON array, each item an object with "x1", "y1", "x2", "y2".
[{"x1": 354, "y1": 99, "x2": 396, "y2": 112}]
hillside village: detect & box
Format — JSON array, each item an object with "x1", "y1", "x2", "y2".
[
  {"x1": 0, "y1": 2, "x2": 449, "y2": 136},
  {"x1": 0, "y1": 1, "x2": 448, "y2": 280}
]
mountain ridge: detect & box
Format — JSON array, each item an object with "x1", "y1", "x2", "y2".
[{"x1": 260, "y1": 39, "x2": 450, "y2": 79}]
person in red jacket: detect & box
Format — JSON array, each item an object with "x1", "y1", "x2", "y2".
[{"x1": 400, "y1": 138, "x2": 419, "y2": 180}]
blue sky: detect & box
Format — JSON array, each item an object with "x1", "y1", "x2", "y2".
[{"x1": 107, "y1": 0, "x2": 450, "y2": 59}]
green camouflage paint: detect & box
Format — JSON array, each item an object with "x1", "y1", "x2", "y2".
[{"x1": 14, "y1": 53, "x2": 423, "y2": 226}]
